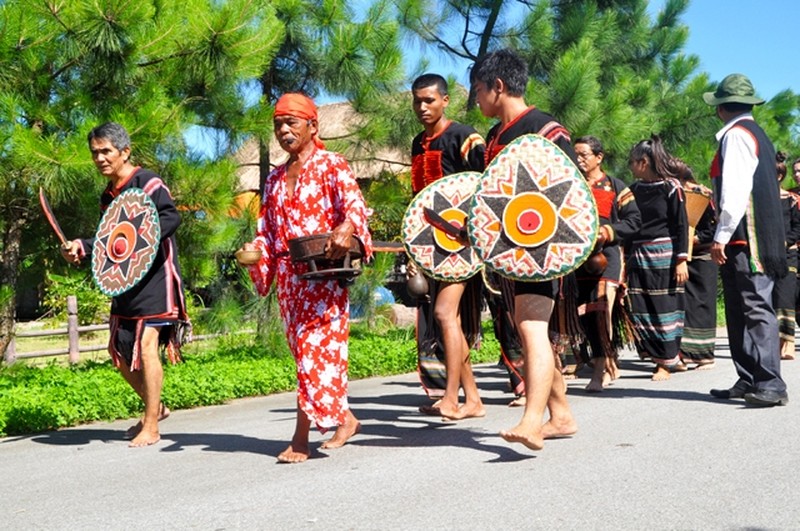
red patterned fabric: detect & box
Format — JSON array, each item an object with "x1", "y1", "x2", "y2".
[
  {"x1": 248, "y1": 148, "x2": 372, "y2": 430},
  {"x1": 484, "y1": 107, "x2": 573, "y2": 165},
  {"x1": 410, "y1": 150, "x2": 444, "y2": 193},
  {"x1": 592, "y1": 187, "x2": 616, "y2": 220},
  {"x1": 410, "y1": 122, "x2": 485, "y2": 194}
]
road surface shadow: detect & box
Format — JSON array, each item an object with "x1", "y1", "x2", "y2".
[{"x1": 28, "y1": 428, "x2": 299, "y2": 457}]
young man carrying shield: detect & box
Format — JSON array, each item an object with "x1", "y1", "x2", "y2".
[
  {"x1": 61, "y1": 122, "x2": 189, "y2": 447},
  {"x1": 470, "y1": 49, "x2": 578, "y2": 450},
  {"x1": 408, "y1": 73, "x2": 487, "y2": 420}
]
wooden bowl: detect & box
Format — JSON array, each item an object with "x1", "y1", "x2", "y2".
[
  {"x1": 288, "y1": 233, "x2": 363, "y2": 262},
  {"x1": 287, "y1": 233, "x2": 364, "y2": 282},
  {"x1": 235, "y1": 249, "x2": 262, "y2": 266}
]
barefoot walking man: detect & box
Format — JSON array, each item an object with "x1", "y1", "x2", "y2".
[
  {"x1": 408, "y1": 73, "x2": 486, "y2": 420},
  {"x1": 62, "y1": 122, "x2": 189, "y2": 447},
  {"x1": 242, "y1": 93, "x2": 373, "y2": 462},
  {"x1": 470, "y1": 49, "x2": 578, "y2": 450}
]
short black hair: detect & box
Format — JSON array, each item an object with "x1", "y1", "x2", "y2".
[
  {"x1": 470, "y1": 49, "x2": 528, "y2": 97},
  {"x1": 412, "y1": 73, "x2": 448, "y2": 96},
  {"x1": 574, "y1": 135, "x2": 604, "y2": 156}
]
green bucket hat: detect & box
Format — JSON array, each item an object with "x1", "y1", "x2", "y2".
[{"x1": 703, "y1": 73, "x2": 765, "y2": 106}]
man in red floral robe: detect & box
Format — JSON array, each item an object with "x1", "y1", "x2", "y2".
[{"x1": 241, "y1": 93, "x2": 373, "y2": 463}]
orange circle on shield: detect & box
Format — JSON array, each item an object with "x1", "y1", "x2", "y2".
[
  {"x1": 502, "y1": 192, "x2": 558, "y2": 247},
  {"x1": 432, "y1": 208, "x2": 468, "y2": 252},
  {"x1": 107, "y1": 221, "x2": 136, "y2": 263}
]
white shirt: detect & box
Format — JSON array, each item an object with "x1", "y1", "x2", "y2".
[{"x1": 713, "y1": 113, "x2": 759, "y2": 245}]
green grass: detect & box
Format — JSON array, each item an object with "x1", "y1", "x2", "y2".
[{"x1": 0, "y1": 321, "x2": 502, "y2": 438}]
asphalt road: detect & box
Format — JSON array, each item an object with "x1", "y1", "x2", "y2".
[{"x1": 2, "y1": 332, "x2": 799, "y2": 530}]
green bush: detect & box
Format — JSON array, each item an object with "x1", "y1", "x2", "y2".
[
  {"x1": 43, "y1": 272, "x2": 110, "y2": 325},
  {"x1": 0, "y1": 322, "x2": 502, "y2": 437}
]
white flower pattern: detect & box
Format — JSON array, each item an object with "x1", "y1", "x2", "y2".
[{"x1": 248, "y1": 148, "x2": 372, "y2": 430}]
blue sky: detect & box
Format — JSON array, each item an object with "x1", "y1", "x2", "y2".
[
  {"x1": 187, "y1": 0, "x2": 797, "y2": 156},
  {"x1": 662, "y1": 0, "x2": 796, "y2": 100},
  {"x1": 401, "y1": 0, "x2": 797, "y2": 100}
]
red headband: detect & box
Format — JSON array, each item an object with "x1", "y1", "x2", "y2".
[{"x1": 274, "y1": 93, "x2": 325, "y2": 149}]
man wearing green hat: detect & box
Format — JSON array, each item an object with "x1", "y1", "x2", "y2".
[{"x1": 705, "y1": 73, "x2": 788, "y2": 407}]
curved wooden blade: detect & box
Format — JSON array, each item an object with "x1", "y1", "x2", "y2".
[{"x1": 39, "y1": 187, "x2": 67, "y2": 246}]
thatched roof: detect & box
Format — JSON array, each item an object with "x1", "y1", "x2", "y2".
[{"x1": 234, "y1": 101, "x2": 409, "y2": 193}]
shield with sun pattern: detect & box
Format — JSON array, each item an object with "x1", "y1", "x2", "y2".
[
  {"x1": 92, "y1": 188, "x2": 161, "y2": 297},
  {"x1": 402, "y1": 171, "x2": 483, "y2": 282},
  {"x1": 469, "y1": 134, "x2": 598, "y2": 281}
]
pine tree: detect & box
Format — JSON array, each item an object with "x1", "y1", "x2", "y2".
[
  {"x1": 0, "y1": 0, "x2": 283, "y2": 357},
  {"x1": 396, "y1": 0, "x2": 799, "y2": 182},
  {"x1": 247, "y1": 0, "x2": 405, "y2": 195}
]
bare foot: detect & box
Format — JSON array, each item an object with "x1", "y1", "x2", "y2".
[
  {"x1": 585, "y1": 371, "x2": 611, "y2": 393},
  {"x1": 129, "y1": 429, "x2": 160, "y2": 448},
  {"x1": 508, "y1": 396, "x2": 526, "y2": 407},
  {"x1": 321, "y1": 412, "x2": 361, "y2": 449},
  {"x1": 606, "y1": 358, "x2": 620, "y2": 381},
  {"x1": 124, "y1": 403, "x2": 170, "y2": 440},
  {"x1": 418, "y1": 399, "x2": 442, "y2": 416},
  {"x1": 436, "y1": 398, "x2": 462, "y2": 420},
  {"x1": 651, "y1": 365, "x2": 671, "y2": 381},
  {"x1": 277, "y1": 444, "x2": 310, "y2": 463},
  {"x1": 542, "y1": 418, "x2": 578, "y2": 439},
  {"x1": 562, "y1": 363, "x2": 582, "y2": 380},
  {"x1": 586, "y1": 360, "x2": 610, "y2": 393},
  {"x1": 780, "y1": 341, "x2": 795, "y2": 360},
  {"x1": 499, "y1": 424, "x2": 544, "y2": 451},
  {"x1": 695, "y1": 360, "x2": 716, "y2": 370},
  {"x1": 441, "y1": 403, "x2": 486, "y2": 421}
]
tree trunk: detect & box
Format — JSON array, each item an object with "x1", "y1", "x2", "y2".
[
  {"x1": 258, "y1": 138, "x2": 271, "y2": 200},
  {"x1": 258, "y1": 72, "x2": 274, "y2": 199},
  {"x1": 0, "y1": 210, "x2": 28, "y2": 360},
  {"x1": 467, "y1": 0, "x2": 504, "y2": 111}
]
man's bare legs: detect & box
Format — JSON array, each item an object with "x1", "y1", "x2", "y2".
[
  {"x1": 500, "y1": 293, "x2": 577, "y2": 450},
  {"x1": 124, "y1": 326, "x2": 164, "y2": 447},
  {"x1": 120, "y1": 356, "x2": 171, "y2": 441},
  {"x1": 434, "y1": 282, "x2": 484, "y2": 420},
  {"x1": 321, "y1": 409, "x2": 361, "y2": 449},
  {"x1": 278, "y1": 404, "x2": 312, "y2": 463}
]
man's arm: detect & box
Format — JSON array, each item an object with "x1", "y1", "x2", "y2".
[
  {"x1": 329, "y1": 154, "x2": 373, "y2": 260},
  {"x1": 142, "y1": 176, "x2": 181, "y2": 240},
  {"x1": 713, "y1": 127, "x2": 758, "y2": 245},
  {"x1": 607, "y1": 183, "x2": 641, "y2": 243},
  {"x1": 462, "y1": 132, "x2": 486, "y2": 173}
]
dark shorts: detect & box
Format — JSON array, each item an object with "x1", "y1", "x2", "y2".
[
  {"x1": 114, "y1": 318, "x2": 177, "y2": 366},
  {"x1": 513, "y1": 278, "x2": 559, "y2": 299}
]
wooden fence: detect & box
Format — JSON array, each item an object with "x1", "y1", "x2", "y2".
[
  {"x1": 4, "y1": 296, "x2": 102, "y2": 365},
  {"x1": 3, "y1": 295, "x2": 219, "y2": 365}
]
